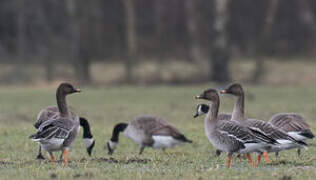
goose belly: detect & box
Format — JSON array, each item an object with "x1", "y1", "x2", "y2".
[
  {"x1": 123, "y1": 126, "x2": 144, "y2": 145},
  {"x1": 152, "y1": 136, "x2": 180, "y2": 149},
  {"x1": 268, "y1": 140, "x2": 301, "y2": 152},
  {"x1": 205, "y1": 133, "x2": 231, "y2": 153},
  {"x1": 40, "y1": 138, "x2": 64, "y2": 152},
  {"x1": 238, "y1": 143, "x2": 266, "y2": 154}
]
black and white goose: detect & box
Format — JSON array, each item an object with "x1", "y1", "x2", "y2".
[
  {"x1": 29, "y1": 83, "x2": 81, "y2": 165},
  {"x1": 107, "y1": 115, "x2": 192, "y2": 155},
  {"x1": 195, "y1": 89, "x2": 278, "y2": 168},
  {"x1": 268, "y1": 113, "x2": 314, "y2": 156},
  {"x1": 220, "y1": 83, "x2": 307, "y2": 164}
]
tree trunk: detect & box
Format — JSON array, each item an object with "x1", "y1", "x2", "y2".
[
  {"x1": 76, "y1": 49, "x2": 92, "y2": 84},
  {"x1": 14, "y1": 0, "x2": 27, "y2": 82},
  {"x1": 36, "y1": 1, "x2": 54, "y2": 82},
  {"x1": 210, "y1": 0, "x2": 230, "y2": 82},
  {"x1": 185, "y1": 0, "x2": 203, "y2": 63},
  {"x1": 251, "y1": 0, "x2": 280, "y2": 83},
  {"x1": 66, "y1": 0, "x2": 92, "y2": 85},
  {"x1": 297, "y1": 0, "x2": 316, "y2": 30},
  {"x1": 297, "y1": 0, "x2": 316, "y2": 54},
  {"x1": 122, "y1": 0, "x2": 137, "y2": 84}
]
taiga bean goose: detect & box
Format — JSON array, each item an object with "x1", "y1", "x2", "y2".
[
  {"x1": 194, "y1": 104, "x2": 231, "y2": 156},
  {"x1": 29, "y1": 83, "x2": 81, "y2": 166},
  {"x1": 268, "y1": 113, "x2": 314, "y2": 156},
  {"x1": 220, "y1": 83, "x2": 307, "y2": 164},
  {"x1": 107, "y1": 115, "x2": 192, "y2": 155},
  {"x1": 195, "y1": 89, "x2": 278, "y2": 168},
  {"x1": 35, "y1": 106, "x2": 95, "y2": 159}
]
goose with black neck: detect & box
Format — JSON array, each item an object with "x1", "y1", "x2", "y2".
[{"x1": 107, "y1": 115, "x2": 192, "y2": 155}]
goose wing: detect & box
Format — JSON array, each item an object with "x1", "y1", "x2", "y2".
[
  {"x1": 35, "y1": 106, "x2": 78, "y2": 129},
  {"x1": 147, "y1": 118, "x2": 188, "y2": 141},
  {"x1": 245, "y1": 119, "x2": 306, "y2": 145},
  {"x1": 30, "y1": 118, "x2": 75, "y2": 140},
  {"x1": 268, "y1": 113, "x2": 310, "y2": 132},
  {"x1": 217, "y1": 121, "x2": 263, "y2": 144},
  {"x1": 132, "y1": 116, "x2": 191, "y2": 142}
]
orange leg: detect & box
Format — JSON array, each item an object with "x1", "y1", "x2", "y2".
[
  {"x1": 63, "y1": 149, "x2": 69, "y2": 166},
  {"x1": 246, "y1": 153, "x2": 256, "y2": 167},
  {"x1": 257, "y1": 154, "x2": 261, "y2": 165},
  {"x1": 263, "y1": 151, "x2": 271, "y2": 163},
  {"x1": 49, "y1": 153, "x2": 55, "y2": 164},
  {"x1": 227, "y1": 156, "x2": 232, "y2": 168}
]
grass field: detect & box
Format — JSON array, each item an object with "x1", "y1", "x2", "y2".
[{"x1": 0, "y1": 84, "x2": 315, "y2": 180}]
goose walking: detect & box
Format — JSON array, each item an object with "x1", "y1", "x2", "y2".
[
  {"x1": 35, "y1": 106, "x2": 95, "y2": 159},
  {"x1": 107, "y1": 115, "x2": 192, "y2": 155},
  {"x1": 268, "y1": 113, "x2": 314, "y2": 156},
  {"x1": 195, "y1": 89, "x2": 278, "y2": 168},
  {"x1": 29, "y1": 83, "x2": 81, "y2": 165},
  {"x1": 220, "y1": 83, "x2": 307, "y2": 164}
]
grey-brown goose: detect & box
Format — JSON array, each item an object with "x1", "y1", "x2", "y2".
[
  {"x1": 195, "y1": 89, "x2": 278, "y2": 168},
  {"x1": 194, "y1": 103, "x2": 231, "y2": 156},
  {"x1": 29, "y1": 83, "x2": 81, "y2": 165},
  {"x1": 220, "y1": 83, "x2": 307, "y2": 164},
  {"x1": 35, "y1": 106, "x2": 95, "y2": 159},
  {"x1": 268, "y1": 113, "x2": 314, "y2": 156},
  {"x1": 107, "y1": 115, "x2": 192, "y2": 155}
]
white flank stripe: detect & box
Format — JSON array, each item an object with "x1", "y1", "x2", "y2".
[
  {"x1": 219, "y1": 130, "x2": 244, "y2": 143},
  {"x1": 288, "y1": 131, "x2": 306, "y2": 141},
  {"x1": 276, "y1": 139, "x2": 292, "y2": 145},
  {"x1": 152, "y1": 136, "x2": 180, "y2": 149}
]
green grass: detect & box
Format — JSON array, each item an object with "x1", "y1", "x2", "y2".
[{"x1": 0, "y1": 84, "x2": 315, "y2": 179}]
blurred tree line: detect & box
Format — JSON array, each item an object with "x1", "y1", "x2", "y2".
[{"x1": 0, "y1": 0, "x2": 315, "y2": 85}]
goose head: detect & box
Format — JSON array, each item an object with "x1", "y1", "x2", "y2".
[
  {"x1": 57, "y1": 83, "x2": 81, "y2": 96},
  {"x1": 220, "y1": 83, "x2": 243, "y2": 96},
  {"x1": 195, "y1": 88, "x2": 219, "y2": 102},
  {"x1": 193, "y1": 104, "x2": 209, "y2": 118}
]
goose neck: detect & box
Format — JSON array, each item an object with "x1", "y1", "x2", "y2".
[
  {"x1": 56, "y1": 91, "x2": 69, "y2": 117},
  {"x1": 231, "y1": 92, "x2": 245, "y2": 121},
  {"x1": 206, "y1": 99, "x2": 219, "y2": 124},
  {"x1": 111, "y1": 123, "x2": 128, "y2": 142},
  {"x1": 80, "y1": 118, "x2": 93, "y2": 138}
]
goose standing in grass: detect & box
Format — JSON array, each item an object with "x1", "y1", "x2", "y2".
[
  {"x1": 107, "y1": 115, "x2": 192, "y2": 155},
  {"x1": 268, "y1": 113, "x2": 314, "y2": 156},
  {"x1": 195, "y1": 89, "x2": 278, "y2": 168},
  {"x1": 194, "y1": 103, "x2": 231, "y2": 156},
  {"x1": 34, "y1": 106, "x2": 95, "y2": 159},
  {"x1": 220, "y1": 83, "x2": 307, "y2": 164},
  {"x1": 29, "y1": 83, "x2": 81, "y2": 166}
]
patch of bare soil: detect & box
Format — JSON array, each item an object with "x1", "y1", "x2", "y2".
[
  {"x1": 92, "y1": 157, "x2": 150, "y2": 164},
  {"x1": 0, "y1": 161, "x2": 14, "y2": 165}
]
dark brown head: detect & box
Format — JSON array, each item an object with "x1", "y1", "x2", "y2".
[
  {"x1": 220, "y1": 83, "x2": 244, "y2": 96},
  {"x1": 195, "y1": 88, "x2": 219, "y2": 102},
  {"x1": 57, "y1": 82, "x2": 81, "y2": 96}
]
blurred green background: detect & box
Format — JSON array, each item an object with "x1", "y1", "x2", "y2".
[{"x1": 0, "y1": 0, "x2": 316, "y2": 86}]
